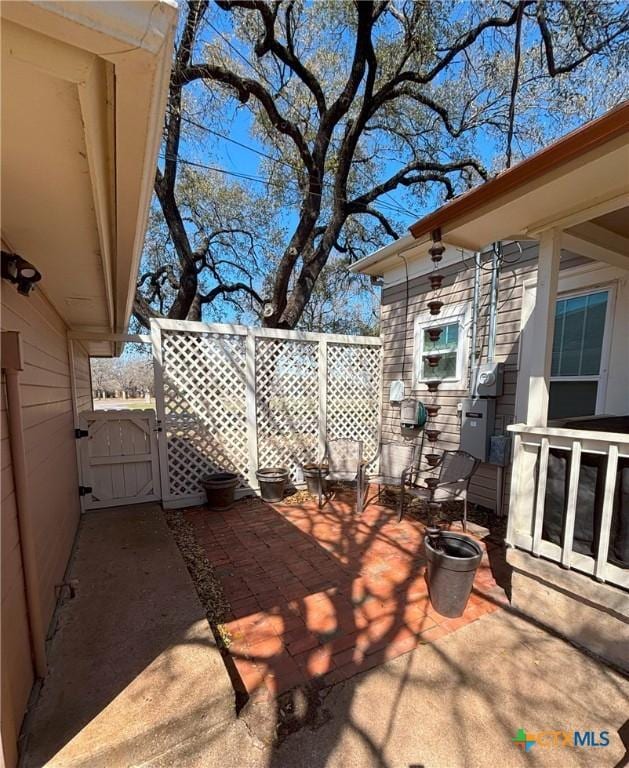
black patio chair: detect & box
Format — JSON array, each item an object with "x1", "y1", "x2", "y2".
[
  {"x1": 405, "y1": 449, "x2": 480, "y2": 530},
  {"x1": 361, "y1": 441, "x2": 420, "y2": 520},
  {"x1": 317, "y1": 439, "x2": 364, "y2": 514}
]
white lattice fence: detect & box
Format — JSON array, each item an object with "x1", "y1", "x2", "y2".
[
  {"x1": 256, "y1": 338, "x2": 319, "y2": 482},
  {"x1": 152, "y1": 320, "x2": 381, "y2": 508},
  {"x1": 327, "y1": 343, "x2": 382, "y2": 463}
]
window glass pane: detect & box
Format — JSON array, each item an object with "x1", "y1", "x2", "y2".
[
  {"x1": 423, "y1": 352, "x2": 457, "y2": 380},
  {"x1": 423, "y1": 322, "x2": 458, "y2": 352},
  {"x1": 420, "y1": 321, "x2": 459, "y2": 380},
  {"x1": 548, "y1": 381, "x2": 598, "y2": 420},
  {"x1": 581, "y1": 292, "x2": 607, "y2": 375},
  {"x1": 551, "y1": 291, "x2": 607, "y2": 377},
  {"x1": 559, "y1": 295, "x2": 586, "y2": 375}
]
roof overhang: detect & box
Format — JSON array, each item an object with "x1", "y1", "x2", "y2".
[
  {"x1": 1, "y1": 1, "x2": 177, "y2": 355},
  {"x1": 351, "y1": 102, "x2": 629, "y2": 279}
]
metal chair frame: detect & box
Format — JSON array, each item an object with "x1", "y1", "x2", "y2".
[
  {"x1": 316, "y1": 439, "x2": 364, "y2": 514},
  {"x1": 405, "y1": 449, "x2": 480, "y2": 529},
  {"x1": 361, "y1": 441, "x2": 421, "y2": 520}
]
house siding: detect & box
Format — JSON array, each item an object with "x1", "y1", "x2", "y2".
[
  {"x1": 1, "y1": 285, "x2": 81, "y2": 765},
  {"x1": 380, "y1": 242, "x2": 587, "y2": 513}
]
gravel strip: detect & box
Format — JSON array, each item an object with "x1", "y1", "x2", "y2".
[{"x1": 164, "y1": 509, "x2": 232, "y2": 645}]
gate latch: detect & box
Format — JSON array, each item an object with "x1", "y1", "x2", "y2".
[
  {"x1": 74, "y1": 428, "x2": 89, "y2": 439},
  {"x1": 78, "y1": 486, "x2": 93, "y2": 497}
]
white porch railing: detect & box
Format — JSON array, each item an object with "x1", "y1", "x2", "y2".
[{"x1": 506, "y1": 423, "x2": 629, "y2": 590}]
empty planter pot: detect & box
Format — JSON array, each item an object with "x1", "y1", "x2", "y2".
[
  {"x1": 201, "y1": 472, "x2": 239, "y2": 509},
  {"x1": 424, "y1": 531, "x2": 483, "y2": 618},
  {"x1": 256, "y1": 467, "x2": 289, "y2": 502},
  {"x1": 302, "y1": 464, "x2": 328, "y2": 497}
]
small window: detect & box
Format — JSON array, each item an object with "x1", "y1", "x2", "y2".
[
  {"x1": 548, "y1": 289, "x2": 609, "y2": 420},
  {"x1": 415, "y1": 314, "x2": 464, "y2": 384}
]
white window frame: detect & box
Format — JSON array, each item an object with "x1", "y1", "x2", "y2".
[
  {"x1": 516, "y1": 261, "x2": 620, "y2": 422},
  {"x1": 549, "y1": 284, "x2": 615, "y2": 415},
  {"x1": 413, "y1": 302, "x2": 470, "y2": 389}
]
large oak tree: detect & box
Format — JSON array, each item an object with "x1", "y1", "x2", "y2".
[{"x1": 134, "y1": 0, "x2": 628, "y2": 330}]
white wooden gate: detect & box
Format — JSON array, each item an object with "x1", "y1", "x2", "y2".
[
  {"x1": 79, "y1": 410, "x2": 161, "y2": 510},
  {"x1": 151, "y1": 320, "x2": 382, "y2": 509}
]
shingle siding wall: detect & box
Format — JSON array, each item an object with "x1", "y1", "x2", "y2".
[{"x1": 379, "y1": 242, "x2": 587, "y2": 513}]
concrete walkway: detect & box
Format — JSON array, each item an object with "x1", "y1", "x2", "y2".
[
  {"x1": 23, "y1": 505, "x2": 629, "y2": 768},
  {"x1": 23, "y1": 504, "x2": 235, "y2": 768}
]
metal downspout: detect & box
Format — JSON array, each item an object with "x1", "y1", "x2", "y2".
[{"x1": 1, "y1": 332, "x2": 47, "y2": 678}]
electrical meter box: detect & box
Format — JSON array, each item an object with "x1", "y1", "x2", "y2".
[
  {"x1": 474, "y1": 362, "x2": 504, "y2": 398},
  {"x1": 460, "y1": 398, "x2": 495, "y2": 462}
]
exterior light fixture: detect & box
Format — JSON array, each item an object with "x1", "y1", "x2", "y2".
[{"x1": 1, "y1": 251, "x2": 42, "y2": 296}]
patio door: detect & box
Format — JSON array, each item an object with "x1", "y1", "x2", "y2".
[{"x1": 79, "y1": 410, "x2": 161, "y2": 510}]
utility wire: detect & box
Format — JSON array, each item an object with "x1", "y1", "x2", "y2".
[
  {"x1": 180, "y1": 115, "x2": 418, "y2": 219},
  {"x1": 161, "y1": 151, "x2": 416, "y2": 218}
]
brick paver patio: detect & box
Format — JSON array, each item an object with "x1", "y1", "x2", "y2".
[{"x1": 184, "y1": 490, "x2": 508, "y2": 700}]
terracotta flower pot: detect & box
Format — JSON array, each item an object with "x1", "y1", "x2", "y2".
[
  {"x1": 427, "y1": 300, "x2": 443, "y2": 316},
  {"x1": 426, "y1": 354, "x2": 441, "y2": 368},
  {"x1": 426, "y1": 381, "x2": 441, "y2": 393},
  {"x1": 426, "y1": 405, "x2": 440, "y2": 418},
  {"x1": 425, "y1": 477, "x2": 439, "y2": 490},
  {"x1": 429, "y1": 274, "x2": 444, "y2": 290},
  {"x1": 425, "y1": 429, "x2": 440, "y2": 442},
  {"x1": 427, "y1": 327, "x2": 442, "y2": 342}
]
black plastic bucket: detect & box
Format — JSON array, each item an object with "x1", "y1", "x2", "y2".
[
  {"x1": 256, "y1": 467, "x2": 289, "y2": 502},
  {"x1": 424, "y1": 531, "x2": 483, "y2": 618},
  {"x1": 201, "y1": 472, "x2": 239, "y2": 509},
  {"x1": 302, "y1": 464, "x2": 328, "y2": 496}
]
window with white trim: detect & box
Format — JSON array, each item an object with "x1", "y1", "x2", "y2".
[
  {"x1": 414, "y1": 308, "x2": 466, "y2": 384},
  {"x1": 548, "y1": 288, "x2": 611, "y2": 420}
]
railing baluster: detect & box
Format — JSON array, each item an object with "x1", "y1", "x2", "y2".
[
  {"x1": 561, "y1": 440, "x2": 582, "y2": 568},
  {"x1": 594, "y1": 444, "x2": 619, "y2": 582},
  {"x1": 531, "y1": 437, "x2": 549, "y2": 556}
]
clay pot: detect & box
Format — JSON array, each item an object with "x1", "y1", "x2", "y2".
[
  {"x1": 427, "y1": 327, "x2": 442, "y2": 342},
  {"x1": 425, "y1": 477, "x2": 439, "y2": 490},
  {"x1": 426, "y1": 405, "x2": 440, "y2": 418},
  {"x1": 425, "y1": 429, "x2": 440, "y2": 442},
  {"x1": 425, "y1": 453, "x2": 441, "y2": 467},
  {"x1": 427, "y1": 300, "x2": 443, "y2": 316},
  {"x1": 426, "y1": 381, "x2": 441, "y2": 393},
  {"x1": 429, "y1": 274, "x2": 444, "y2": 290},
  {"x1": 426, "y1": 354, "x2": 441, "y2": 368}
]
